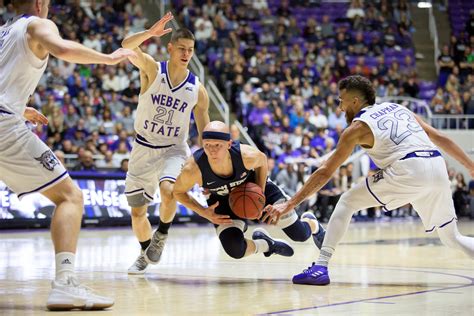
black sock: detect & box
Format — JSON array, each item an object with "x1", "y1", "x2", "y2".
[
  {"x1": 157, "y1": 219, "x2": 172, "y2": 235},
  {"x1": 139, "y1": 239, "x2": 151, "y2": 251}
]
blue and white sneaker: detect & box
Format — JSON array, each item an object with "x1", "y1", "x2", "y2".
[
  {"x1": 301, "y1": 211, "x2": 326, "y2": 249},
  {"x1": 292, "y1": 262, "x2": 330, "y2": 285},
  {"x1": 252, "y1": 228, "x2": 294, "y2": 257}
]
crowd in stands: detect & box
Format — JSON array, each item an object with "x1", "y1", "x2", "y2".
[
  {"x1": 1, "y1": 0, "x2": 151, "y2": 173},
  {"x1": 174, "y1": 0, "x2": 473, "y2": 218},
  {"x1": 433, "y1": 0, "x2": 474, "y2": 128},
  {"x1": 1, "y1": 0, "x2": 472, "y2": 220}
]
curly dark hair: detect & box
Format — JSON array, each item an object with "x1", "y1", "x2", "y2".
[
  {"x1": 171, "y1": 28, "x2": 195, "y2": 43},
  {"x1": 338, "y1": 75, "x2": 376, "y2": 105}
]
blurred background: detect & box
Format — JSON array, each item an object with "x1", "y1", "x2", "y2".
[{"x1": 0, "y1": 0, "x2": 472, "y2": 228}]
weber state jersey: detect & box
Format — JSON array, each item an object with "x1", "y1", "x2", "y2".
[
  {"x1": 194, "y1": 141, "x2": 253, "y2": 197},
  {"x1": 0, "y1": 15, "x2": 48, "y2": 116},
  {"x1": 353, "y1": 102, "x2": 437, "y2": 169},
  {"x1": 134, "y1": 61, "x2": 200, "y2": 146}
]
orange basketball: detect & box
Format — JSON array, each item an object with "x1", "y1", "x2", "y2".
[{"x1": 229, "y1": 182, "x2": 266, "y2": 219}]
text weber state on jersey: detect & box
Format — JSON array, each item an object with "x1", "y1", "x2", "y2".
[{"x1": 143, "y1": 93, "x2": 190, "y2": 137}]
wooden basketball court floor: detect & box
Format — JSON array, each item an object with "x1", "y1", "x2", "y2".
[{"x1": 0, "y1": 220, "x2": 473, "y2": 315}]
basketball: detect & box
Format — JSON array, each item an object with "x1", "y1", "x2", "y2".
[{"x1": 229, "y1": 182, "x2": 266, "y2": 219}]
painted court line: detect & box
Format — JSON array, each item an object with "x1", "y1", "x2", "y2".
[{"x1": 260, "y1": 268, "x2": 474, "y2": 315}]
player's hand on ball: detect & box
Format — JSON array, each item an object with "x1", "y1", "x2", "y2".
[
  {"x1": 202, "y1": 201, "x2": 233, "y2": 225},
  {"x1": 147, "y1": 12, "x2": 174, "y2": 37},
  {"x1": 23, "y1": 107, "x2": 48, "y2": 125},
  {"x1": 107, "y1": 48, "x2": 138, "y2": 65}
]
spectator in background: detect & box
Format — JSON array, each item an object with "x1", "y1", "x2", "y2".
[
  {"x1": 469, "y1": 180, "x2": 474, "y2": 219},
  {"x1": 102, "y1": 68, "x2": 123, "y2": 92},
  {"x1": 117, "y1": 158, "x2": 129, "y2": 173},
  {"x1": 54, "y1": 150, "x2": 66, "y2": 167},
  {"x1": 438, "y1": 44, "x2": 456, "y2": 87},
  {"x1": 328, "y1": 107, "x2": 347, "y2": 130},
  {"x1": 83, "y1": 31, "x2": 102, "y2": 52},
  {"x1": 347, "y1": 0, "x2": 365, "y2": 19},
  {"x1": 320, "y1": 15, "x2": 334, "y2": 39},
  {"x1": 73, "y1": 150, "x2": 97, "y2": 171},
  {"x1": 402, "y1": 76, "x2": 420, "y2": 98},
  {"x1": 453, "y1": 173, "x2": 468, "y2": 216},
  {"x1": 276, "y1": 163, "x2": 299, "y2": 196}
]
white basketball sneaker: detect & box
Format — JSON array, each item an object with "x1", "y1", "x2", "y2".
[
  {"x1": 128, "y1": 250, "x2": 149, "y2": 275},
  {"x1": 46, "y1": 276, "x2": 114, "y2": 311}
]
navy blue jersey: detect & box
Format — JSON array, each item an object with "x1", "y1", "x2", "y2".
[
  {"x1": 193, "y1": 141, "x2": 253, "y2": 197},
  {"x1": 193, "y1": 141, "x2": 289, "y2": 219}
]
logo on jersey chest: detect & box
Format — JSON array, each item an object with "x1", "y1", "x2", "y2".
[
  {"x1": 208, "y1": 174, "x2": 250, "y2": 196},
  {"x1": 151, "y1": 94, "x2": 188, "y2": 113}
]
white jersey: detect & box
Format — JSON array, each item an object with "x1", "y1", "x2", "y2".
[
  {"x1": 134, "y1": 61, "x2": 200, "y2": 147},
  {"x1": 0, "y1": 15, "x2": 48, "y2": 116},
  {"x1": 353, "y1": 102, "x2": 437, "y2": 169}
]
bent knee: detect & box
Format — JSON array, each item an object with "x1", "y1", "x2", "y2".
[
  {"x1": 53, "y1": 180, "x2": 83, "y2": 206},
  {"x1": 127, "y1": 193, "x2": 149, "y2": 208},
  {"x1": 222, "y1": 240, "x2": 246, "y2": 259},
  {"x1": 160, "y1": 181, "x2": 175, "y2": 202},
  {"x1": 219, "y1": 228, "x2": 246, "y2": 259}
]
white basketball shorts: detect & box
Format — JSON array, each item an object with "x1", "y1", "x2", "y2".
[
  {"x1": 0, "y1": 112, "x2": 68, "y2": 199},
  {"x1": 125, "y1": 139, "x2": 190, "y2": 202},
  {"x1": 341, "y1": 153, "x2": 456, "y2": 232}
]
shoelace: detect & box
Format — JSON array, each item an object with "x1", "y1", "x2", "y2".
[
  {"x1": 303, "y1": 262, "x2": 316, "y2": 274},
  {"x1": 149, "y1": 234, "x2": 166, "y2": 251},
  {"x1": 59, "y1": 277, "x2": 95, "y2": 295},
  {"x1": 135, "y1": 255, "x2": 147, "y2": 268}
]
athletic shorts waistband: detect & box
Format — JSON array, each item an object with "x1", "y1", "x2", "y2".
[
  {"x1": 135, "y1": 134, "x2": 175, "y2": 149},
  {"x1": 400, "y1": 150, "x2": 441, "y2": 160}
]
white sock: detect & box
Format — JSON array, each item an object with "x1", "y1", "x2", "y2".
[
  {"x1": 55, "y1": 252, "x2": 76, "y2": 282},
  {"x1": 253, "y1": 239, "x2": 270, "y2": 254},
  {"x1": 312, "y1": 220, "x2": 320, "y2": 234},
  {"x1": 316, "y1": 246, "x2": 334, "y2": 267}
]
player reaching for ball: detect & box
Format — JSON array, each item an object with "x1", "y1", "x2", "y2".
[{"x1": 173, "y1": 121, "x2": 326, "y2": 260}]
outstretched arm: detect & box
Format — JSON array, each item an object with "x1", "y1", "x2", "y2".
[
  {"x1": 263, "y1": 121, "x2": 369, "y2": 223},
  {"x1": 28, "y1": 19, "x2": 135, "y2": 65},
  {"x1": 416, "y1": 115, "x2": 474, "y2": 177},
  {"x1": 173, "y1": 158, "x2": 232, "y2": 225},
  {"x1": 121, "y1": 12, "x2": 174, "y2": 87},
  {"x1": 121, "y1": 12, "x2": 174, "y2": 49}
]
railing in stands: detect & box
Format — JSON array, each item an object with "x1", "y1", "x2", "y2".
[
  {"x1": 428, "y1": 5, "x2": 440, "y2": 75},
  {"x1": 206, "y1": 80, "x2": 230, "y2": 126},
  {"x1": 232, "y1": 120, "x2": 257, "y2": 147},
  {"x1": 378, "y1": 96, "x2": 474, "y2": 130},
  {"x1": 377, "y1": 96, "x2": 433, "y2": 117},
  {"x1": 428, "y1": 114, "x2": 474, "y2": 130}
]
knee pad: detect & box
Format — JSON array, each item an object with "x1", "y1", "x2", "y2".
[
  {"x1": 218, "y1": 227, "x2": 247, "y2": 259},
  {"x1": 126, "y1": 193, "x2": 150, "y2": 208},
  {"x1": 282, "y1": 220, "x2": 312, "y2": 242}
]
